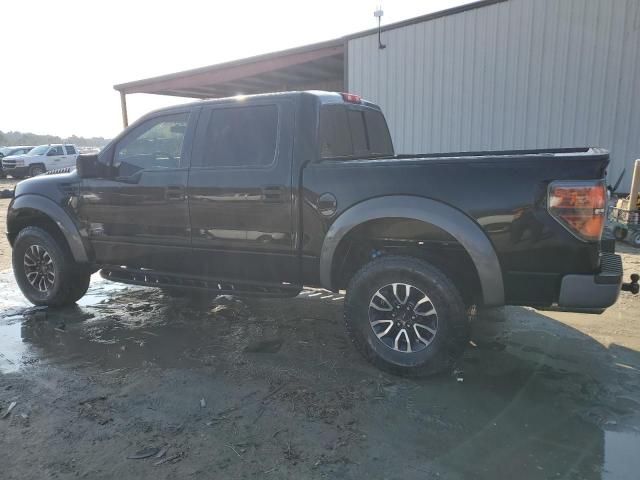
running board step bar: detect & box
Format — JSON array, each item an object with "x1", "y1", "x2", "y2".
[{"x1": 100, "y1": 267, "x2": 302, "y2": 298}]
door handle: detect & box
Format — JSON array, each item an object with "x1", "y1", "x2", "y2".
[
  {"x1": 165, "y1": 185, "x2": 185, "y2": 201},
  {"x1": 262, "y1": 185, "x2": 284, "y2": 202}
]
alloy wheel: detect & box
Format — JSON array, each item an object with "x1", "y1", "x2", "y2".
[
  {"x1": 368, "y1": 283, "x2": 438, "y2": 353},
  {"x1": 23, "y1": 244, "x2": 56, "y2": 292}
]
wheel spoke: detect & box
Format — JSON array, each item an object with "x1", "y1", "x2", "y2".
[
  {"x1": 394, "y1": 329, "x2": 412, "y2": 352},
  {"x1": 392, "y1": 283, "x2": 410, "y2": 305},
  {"x1": 415, "y1": 322, "x2": 436, "y2": 336},
  {"x1": 23, "y1": 253, "x2": 37, "y2": 267},
  {"x1": 413, "y1": 296, "x2": 435, "y2": 316},
  {"x1": 414, "y1": 325, "x2": 433, "y2": 346},
  {"x1": 371, "y1": 319, "x2": 394, "y2": 338},
  {"x1": 370, "y1": 291, "x2": 393, "y2": 311}
]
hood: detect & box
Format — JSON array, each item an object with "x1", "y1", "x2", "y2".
[
  {"x1": 14, "y1": 170, "x2": 80, "y2": 200},
  {"x1": 2, "y1": 153, "x2": 32, "y2": 161}
]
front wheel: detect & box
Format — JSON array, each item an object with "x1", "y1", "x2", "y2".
[
  {"x1": 12, "y1": 227, "x2": 91, "y2": 307},
  {"x1": 344, "y1": 256, "x2": 468, "y2": 376},
  {"x1": 28, "y1": 165, "x2": 45, "y2": 177}
]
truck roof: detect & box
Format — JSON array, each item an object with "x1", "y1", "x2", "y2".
[{"x1": 145, "y1": 90, "x2": 382, "y2": 118}]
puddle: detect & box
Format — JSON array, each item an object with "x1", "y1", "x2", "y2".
[
  {"x1": 604, "y1": 430, "x2": 640, "y2": 480},
  {"x1": 0, "y1": 320, "x2": 31, "y2": 373},
  {"x1": 0, "y1": 272, "x2": 140, "y2": 372},
  {"x1": 0, "y1": 271, "x2": 272, "y2": 372}
]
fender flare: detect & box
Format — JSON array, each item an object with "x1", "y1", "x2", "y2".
[
  {"x1": 319, "y1": 195, "x2": 505, "y2": 306},
  {"x1": 8, "y1": 194, "x2": 89, "y2": 263}
]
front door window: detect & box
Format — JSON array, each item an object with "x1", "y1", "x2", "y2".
[{"x1": 114, "y1": 113, "x2": 189, "y2": 177}]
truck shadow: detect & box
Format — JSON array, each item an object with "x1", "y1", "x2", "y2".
[{"x1": 2, "y1": 276, "x2": 640, "y2": 479}]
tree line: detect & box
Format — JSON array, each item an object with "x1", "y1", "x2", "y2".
[{"x1": 0, "y1": 130, "x2": 110, "y2": 148}]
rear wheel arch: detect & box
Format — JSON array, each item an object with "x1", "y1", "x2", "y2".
[{"x1": 320, "y1": 196, "x2": 505, "y2": 306}]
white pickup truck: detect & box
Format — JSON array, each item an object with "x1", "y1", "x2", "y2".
[{"x1": 1, "y1": 144, "x2": 79, "y2": 178}]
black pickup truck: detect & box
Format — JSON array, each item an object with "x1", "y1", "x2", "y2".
[{"x1": 6, "y1": 91, "x2": 637, "y2": 375}]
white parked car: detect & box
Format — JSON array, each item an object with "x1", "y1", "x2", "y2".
[{"x1": 1, "y1": 144, "x2": 79, "y2": 178}]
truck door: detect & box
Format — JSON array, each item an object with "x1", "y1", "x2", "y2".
[
  {"x1": 46, "y1": 145, "x2": 66, "y2": 168},
  {"x1": 63, "y1": 145, "x2": 77, "y2": 167},
  {"x1": 187, "y1": 99, "x2": 297, "y2": 284},
  {"x1": 76, "y1": 109, "x2": 196, "y2": 272}
]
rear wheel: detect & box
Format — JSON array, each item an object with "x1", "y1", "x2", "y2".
[
  {"x1": 344, "y1": 256, "x2": 468, "y2": 376},
  {"x1": 631, "y1": 231, "x2": 640, "y2": 248},
  {"x1": 12, "y1": 227, "x2": 91, "y2": 307}
]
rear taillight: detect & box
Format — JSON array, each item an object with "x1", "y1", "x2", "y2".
[{"x1": 548, "y1": 181, "x2": 607, "y2": 241}]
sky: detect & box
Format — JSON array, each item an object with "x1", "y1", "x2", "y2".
[{"x1": 0, "y1": 0, "x2": 469, "y2": 139}]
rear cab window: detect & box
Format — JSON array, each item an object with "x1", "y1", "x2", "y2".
[{"x1": 318, "y1": 104, "x2": 393, "y2": 160}]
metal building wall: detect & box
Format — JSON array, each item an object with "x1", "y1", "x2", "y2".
[{"x1": 347, "y1": 0, "x2": 640, "y2": 191}]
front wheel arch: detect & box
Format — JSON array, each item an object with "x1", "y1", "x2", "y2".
[{"x1": 8, "y1": 195, "x2": 90, "y2": 263}]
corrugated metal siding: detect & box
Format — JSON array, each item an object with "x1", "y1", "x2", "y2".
[{"x1": 347, "y1": 0, "x2": 640, "y2": 191}]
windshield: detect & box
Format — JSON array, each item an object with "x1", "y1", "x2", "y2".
[
  {"x1": 0, "y1": 147, "x2": 11, "y2": 156},
  {"x1": 29, "y1": 145, "x2": 49, "y2": 156}
]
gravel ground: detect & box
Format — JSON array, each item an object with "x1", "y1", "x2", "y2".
[{"x1": 1, "y1": 177, "x2": 640, "y2": 479}]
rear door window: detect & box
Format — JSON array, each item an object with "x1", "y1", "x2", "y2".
[
  {"x1": 200, "y1": 104, "x2": 279, "y2": 168},
  {"x1": 65, "y1": 145, "x2": 76, "y2": 155}
]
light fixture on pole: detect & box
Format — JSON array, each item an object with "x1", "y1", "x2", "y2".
[{"x1": 374, "y1": 6, "x2": 386, "y2": 50}]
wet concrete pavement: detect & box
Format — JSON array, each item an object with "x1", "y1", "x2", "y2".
[{"x1": 1, "y1": 269, "x2": 640, "y2": 479}]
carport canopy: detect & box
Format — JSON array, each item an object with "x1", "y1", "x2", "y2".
[{"x1": 113, "y1": 39, "x2": 345, "y2": 127}]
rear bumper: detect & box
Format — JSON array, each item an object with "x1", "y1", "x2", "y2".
[{"x1": 558, "y1": 253, "x2": 622, "y2": 309}]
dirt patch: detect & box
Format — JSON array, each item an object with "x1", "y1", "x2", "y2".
[{"x1": 0, "y1": 264, "x2": 639, "y2": 479}]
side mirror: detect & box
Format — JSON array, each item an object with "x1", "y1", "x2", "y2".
[{"x1": 76, "y1": 154, "x2": 104, "y2": 178}]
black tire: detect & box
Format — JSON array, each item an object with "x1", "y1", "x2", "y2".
[
  {"x1": 631, "y1": 232, "x2": 640, "y2": 248},
  {"x1": 12, "y1": 227, "x2": 91, "y2": 307},
  {"x1": 344, "y1": 255, "x2": 467, "y2": 377},
  {"x1": 66, "y1": 268, "x2": 92, "y2": 303},
  {"x1": 28, "y1": 164, "x2": 45, "y2": 177},
  {"x1": 613, "y1": 226, "x2": 628, "y2": 241}
]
